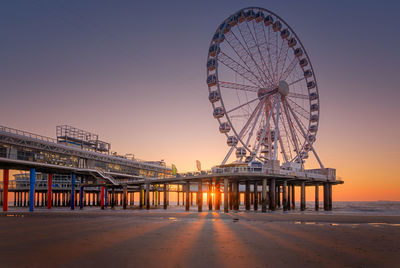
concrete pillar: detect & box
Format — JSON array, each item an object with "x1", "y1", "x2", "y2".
[
  {"x1": 287, "y1": 184, "x2": 291, "y2": 211},
  {"x1": 328, "y1": 183, "x2": 332, "y2": 211},
  {"x1": 315, "y1": 184, "x2": 319, "y2": 211},
  {"x1": 224, "y1": 178, "x2": 228, "y2": 213},
  {"x1": 29, "y1": 168, "x2": 35, "y2": 212},
  {"x1": 111, "y1": 188, "x2": 115, "y2": 208},
  {"x1": 254, "y1": 182, "x2": 258, "y2": 211},
  {"x1": 71, "y1": 173, "x2": 75, "y2": 210},
  {"x1": 323, "y1": 182, "x2": 328, "y2": 211},
  {"x1": 197, "y1": 181, "x2": 202, "y2": 212},
  {"x1": 229, "y1": 183, "x2": 233, "y2": 210},
  {"x1": 139, "y1": 185, "x2": 143, "y2": 209},
  {"x1": 215, "y1": 182, "x2": 221, "y2": 211},
  {"x1": 283, "y1": 180, "x2": 288, "y2": 211},
  {"x1": 245, "y1": 181, "x2": 250, "y2": 211},
  {"x1": 123, "y1": 184, "x2": 127, "y2": 210},
  {"x1": 300, "y1": 182, "x2": 306, "y2": 211},
  {"x1": 291, "y1": 185, "x2": 295, "y2": 209},
  {"x1": 163, "y1": 184, "x2": 167, "y2": 209},
  {"x1": 262, "y1": 178, "x2": 267, "y2": 212},
  {"x1": 269, "y1": 178, "x2": 276, "y2": 211},
  {"x1": 146, "y1": 183, "x2": 150, "y2": 210},
  {"x1": 276, "y1": 185, "x2": 281, "y2": 208},
  {"x1": 185, "y1": 182, "x2": 190, "y2": 211},
  {"x1": 14, "y1": 192, "x2": 16, "y2": 207},
  {"x1": 152, "y1": 190, "x2": 155, "y2": 206},
  {"x1": 208, "y1": 181, "x2": 212, "y2": 211},
  {"x1": 234, "y1": 181, "x2": 239, "y2": 211},
  {"x1": 79, "y1": 187, "x2": 84, "y2": 209},
  {"x1": 177, "y1": 189, "x2": 180, "y2": 206}
]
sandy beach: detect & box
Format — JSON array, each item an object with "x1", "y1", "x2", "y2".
[{"x1": 0, "y1": 208, "x2": 399, "y2": 267}]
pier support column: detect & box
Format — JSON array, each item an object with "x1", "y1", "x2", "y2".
[
  {"x1": 123, "y1": 184, "x2": 127, "y2": 210},
  {"x1": 215, "y1": 182, "x2": 221, "y2": 211},
  {"x1": 146, "y1": 183, "x2": 150, "y2": 210},
  {"x1": 254, "y1": 182, "x2": 258, "y2": 211},
  {"x1": 291, "y1": 185, "x2": 295, "y2": 209},
  {"x1": 300, "y1": 182, "x2": 306, "y2": 211},
  {"x1": 323, "y1": 182, "x2": 329, "y2": 211},
  {"x1": 269, "y1": 178, "x2": 276, "y2": 211},
  {"x1": 283, "y1": 181, "x2": 288, "y2": 211},
  {"x1": 139, "y1": 185, "x2": 143, "y2": 209},
  {"x1": 29, "y1": 168, "x2": 35, "y2": 212},
  {"x1": 2, "y1": 169, "x2": 9, "y2": 212},
  {"x1": 315, "y1": 184, "x2": 319, "y2": 211},
  {"x1": 287, "y1": 184, "x2": 291, "y2": 211},
  {"x1": 208, "y1": 181, "x2": 212, "y2": 211},
  {"x1": 262, "y1": 178, "x2": 267, "y2": 212},
  {"x1": 164, "y1": 184, "x2": 167, "y2": 209},
  {"x1": 233, "y1": 181, "x2": 239, "y2": 211},
  {"x1": 71, "y1": 173, "x2": 75, "y2": 210},
  {"x1": 185, "y1": 182, "x2": 190, "y2": 211},
  {"x1": 229, "y1": 183, "x2": 233, "y2": 210},
  {"x1": 328, "y1": 183, "x2": 332, "y2": 211},
  {"x1": 111, "y1": 188, "x2": 115, "y2": 208},
  {"x1": 101, "y1": 186, "x2": 105, "y2": 209},
  {"x1": 197, "y1": 181, "x2": 202, "y2": 212},
  {"x1": 224, "y1": 178, "x2": 228, "y2": 213},
  {"x1": 276, "y1": 185, "x2": 281, "y2": 208},
  {"x1": 79, "y1": 187, "x2": 84, "y2": 209},
  {"x1": 245, "y1": 181, "x2": 250, "y2": 211}
]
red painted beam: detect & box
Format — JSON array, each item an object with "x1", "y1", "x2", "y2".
[
  {"x1": 3, "y1": 169, "x2": 9, "y2": 211},
  {"x1": 47, "y1": 174, "x2": 52, "y2": 209}
]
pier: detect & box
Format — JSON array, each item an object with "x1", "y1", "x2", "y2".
[{"x1": 0, "y1": 125, "x2": 341, "y2": 213}]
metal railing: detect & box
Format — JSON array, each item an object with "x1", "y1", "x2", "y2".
[{"x1": 0, "y1": 125, "x2": 57, "y2": 143}]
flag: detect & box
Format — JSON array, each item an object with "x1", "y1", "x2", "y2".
[
  {"x1": 196, "y1": 160, "x2": 201, "y2": 171},
  {"x1": 172, "y1": 164, "x2": 177, "y2": 175}
]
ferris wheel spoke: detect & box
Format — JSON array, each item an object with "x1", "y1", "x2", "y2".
[
  {"x1": 226, "y1": 89, "x2": 274, "y2": 114},
  {"x1": 286, "y1": 102, "x2": 325, "y2": 169},
  {"x1": 224, "y1": 32, "x2": 267, "y2": 87},
  {"x1": 287, "y1": 92, "x2": 309, "y2": 100},
  {"x1": 219, "y1": 81, "x2": 259, "y2": 92},
  {"x1": 264, "y1": 26, "x2": 277, "y2": 82},
  {"x1": 253, "y1": 95, "x2": 278, "y2": 156},
  {"x1": 280, "y1": 111, "x2": 294, "y2": 160},
  {"x1": 244, "y1": 101, "x2": 264, "y2": 149},
  {"x1": 273, "y1": 107, "x2": 288, "y2": 162},
  {"x1": 280, "y1": 57, "x2": 299, "y2": 81},
  {"x1": 272, "y1": 94, "x2": 281, "y2": 160},
  {"x1": 218, "y1": 51, "x2": 264, "y2": 87},
  {"x1": 278, "y1": 111, "x2": 292, "y2": 161},
  {"x1": 288, "y1": 77, "x2": 306, "y2": 86},
  {"x1": 245, "y1": 20, "x2": 275, "y2": 86},
  {"x1": 282, "y1": 100, "x2": 303, "y2": 166},
  {"x1": 277, "y1": 42, "x2": 291, "y2": 81},
  {"x1": 237, "y1": 100, "x2": 263, "y2": 137},
  {"x1": 286, "y1": 98, "x2": 309, "y2": 120},
  {"x1": 233, "y1": 24, "x2": 270, "y2": 87}
]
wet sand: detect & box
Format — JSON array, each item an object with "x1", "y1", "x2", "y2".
[{"x1": 1, "y1": 208, "x2": 399, "y2": 267}]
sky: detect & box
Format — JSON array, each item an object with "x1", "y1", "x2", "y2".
[{"x1": 1, "y1": 0, "x2": 399, "y2": 201}]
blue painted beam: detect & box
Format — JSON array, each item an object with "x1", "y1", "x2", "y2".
[
  {"x1": 29, "y1": 168, "x2": 35, "y2": 212},
  {"x1": 104, "y1": 188, "x2": 108, "y2": 206}
]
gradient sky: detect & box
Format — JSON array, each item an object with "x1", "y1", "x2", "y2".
[{"x1": 1, "y1": 0, "x2": 399, "y2": 201}]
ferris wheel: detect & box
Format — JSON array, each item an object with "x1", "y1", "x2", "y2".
[{"x1": 206, "y1": 7, "x2": 324, "y2": 169}]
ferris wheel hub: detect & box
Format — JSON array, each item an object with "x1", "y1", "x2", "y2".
[{"x1": 278, "y1": 80, "x2": 289, "y2": 96}]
